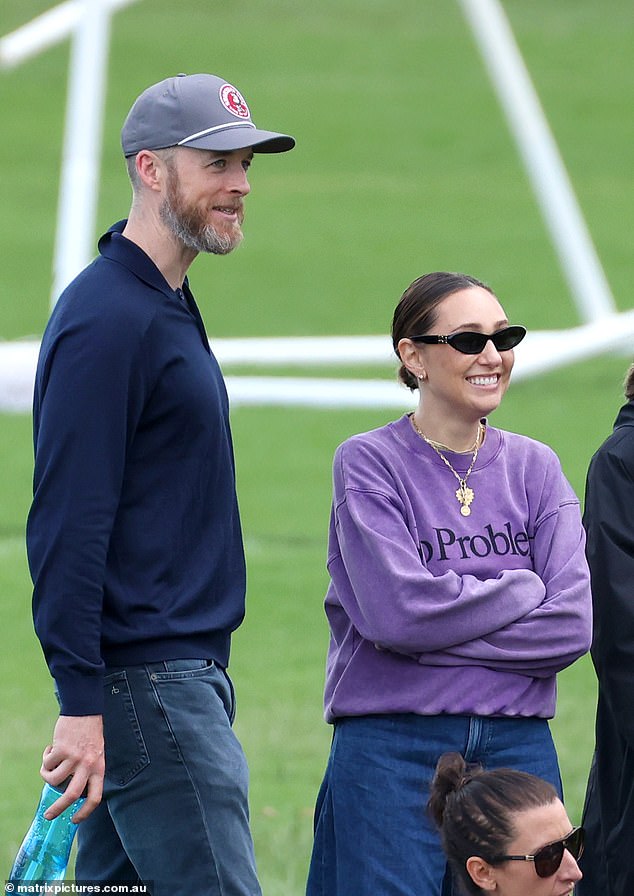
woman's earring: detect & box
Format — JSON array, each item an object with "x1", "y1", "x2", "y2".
[{"x1": 417, "y1": 372, "x2": 427, "y2": 382}]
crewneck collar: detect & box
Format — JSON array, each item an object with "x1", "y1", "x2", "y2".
[{"x1": 393, "y1": 413, "x2": 501, "y2": 472}]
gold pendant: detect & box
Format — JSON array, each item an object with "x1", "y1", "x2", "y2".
[{"x1": 456, "y1": 484, "x2": 474, "y2": 516}]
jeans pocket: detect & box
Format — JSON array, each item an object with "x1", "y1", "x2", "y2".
[
  {"x1": 149, "y1": 658, "x2": 214, "y2": 680},
  {"x1": 220, "y1": 666, "x2": 237, "y2": 724},
  {"x1": 103, "y1": 670, "x2": 150, "y2": 787},
  {"x1": 150, "y1": 660, "x2": 236, "y2": 725}
]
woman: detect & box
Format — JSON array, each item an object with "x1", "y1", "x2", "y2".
[
  {"x1": 306, "y1": 272, "x2": 592, "y2": 896},
  {"x1": 428, "y1": 751, "x2": 584, "y2": 896}
]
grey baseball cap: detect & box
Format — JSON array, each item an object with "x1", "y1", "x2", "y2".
[{"x1": 121, "y1": 73, "x2": 295, "y2": 157}]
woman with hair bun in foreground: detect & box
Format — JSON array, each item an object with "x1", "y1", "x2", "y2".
[{"x1": 429, "y1": 752, "x2": 584, "y2": 896}]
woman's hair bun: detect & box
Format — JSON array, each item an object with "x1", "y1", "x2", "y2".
[{"x1": 428, "y1": 752, "x2": 479, "y2": 827}]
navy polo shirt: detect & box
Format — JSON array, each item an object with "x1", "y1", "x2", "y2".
[{"x1": 27, "y1": 221, "x2": 246, "y2": 715}]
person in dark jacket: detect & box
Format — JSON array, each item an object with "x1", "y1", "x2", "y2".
[
  {"x1": 26, "y1": 72, "x2": 294, "y2": 895},
  {"x1": 578, "y1": 361, "x2": 634, "y2": 896}
]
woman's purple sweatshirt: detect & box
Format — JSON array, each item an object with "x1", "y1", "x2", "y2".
[{"x1": 323, "y1": 414, "x2": 592, "y2": 723}]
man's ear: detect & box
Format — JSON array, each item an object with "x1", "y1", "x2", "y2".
[
  {"x1": 134, "y1": 149, "x2": 165, "y2": 192},
  {"x1": 466, "y1": 856, "x2": 498, "y2": 891}
]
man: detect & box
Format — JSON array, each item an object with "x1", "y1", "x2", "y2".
[
  {"x1": 578, "y1": 362, "x2": 634, "y2": 896},
  {"x1": 26, "y1": 72, "x2": 294, "y2": 894}
]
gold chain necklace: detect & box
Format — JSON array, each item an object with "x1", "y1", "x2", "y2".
[{"x1": 411, "y1": 417, "x2": 485, "y2": 516}]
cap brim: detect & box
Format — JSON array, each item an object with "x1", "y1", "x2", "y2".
[{"x1": 183, "y1": 127, "x2": 295, "y2": 154}]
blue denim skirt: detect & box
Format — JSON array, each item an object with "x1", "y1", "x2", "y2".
[{"x1": 306, "y1": 713, "x2": 562, "y2": 896}]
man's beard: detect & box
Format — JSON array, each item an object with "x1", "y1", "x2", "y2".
[{"x1": 159, "y1": 169, "x2": 244, "y2": 255}]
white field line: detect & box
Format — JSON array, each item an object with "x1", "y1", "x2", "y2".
[
  {"x1": 1, "y1": 317, "x2": 633, "y2": 412},
  {"x1": 0, "y1": 0, "x2": 139, "y2": 68}
]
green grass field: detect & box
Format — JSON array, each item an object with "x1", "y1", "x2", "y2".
[{"x1": 1, "y1": 1, "x2": 633, "y2": 891}]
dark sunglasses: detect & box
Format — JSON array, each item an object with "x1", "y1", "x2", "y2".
[
  {"x1": 491, "y1": 826, "x2": 584, "y2": 879},
  {"x1": 408, "y1": 325, "x2": 526, "y2": 355}
]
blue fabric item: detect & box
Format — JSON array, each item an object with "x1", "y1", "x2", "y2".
[
  {"x1": 75, "y1": 659, "x2": 261, "y2": 895},
  {"x1": 306, "y1": 713, "x2": 562, "y2": 896},
  {"x1": 27, "y1": 221, "x2": 246, "y2": 715}
]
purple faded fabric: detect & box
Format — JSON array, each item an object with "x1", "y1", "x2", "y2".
[{"x1": 323, "y1": 414, "x2": 592, "y2": 722}]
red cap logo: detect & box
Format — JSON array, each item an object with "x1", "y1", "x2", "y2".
[{"x1": 219, "y1": 84, "x2": 250, "y2": 119}]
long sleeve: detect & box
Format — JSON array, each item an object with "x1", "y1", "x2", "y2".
[
  {"x1": 28, "y1": 288, "x2": 148, "y2": 715},
  {"x1": 414, "y1": 477, "x2": 592, "y2": 676},
  {"x1": 323, "y1": 417, "x2": 591, "y2": 721},
  {"x1": 584, "y1": 435, "x2": 634, "y2": 748},
  {"x1": 27, "y1": 227, "x2": 246, "y2": 718},
  {"x1": 330, "y1": 484, "x2": 547, "y2": 655}
]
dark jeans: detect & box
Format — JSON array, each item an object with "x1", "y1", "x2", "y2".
[
  {"x1": 306, "y1": 713, "x2": 562, "y2": 896},
  {"x1": 75, "y1": 659, "x2": 261, "y2": 896}
]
